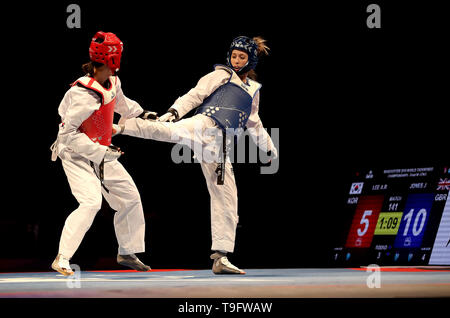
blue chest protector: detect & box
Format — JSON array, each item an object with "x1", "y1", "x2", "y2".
[{"x1": 195, "y1": 64, "x2": 262, "y2": 130}]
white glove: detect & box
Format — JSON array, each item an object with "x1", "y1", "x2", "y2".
[
  {"x1": 104, "y1": 145, "x2": 123, "y2": 162},
  {"x1": 158, "y1": 108, "x2": 179, "y2": 122},
  {"x1": 158, "y1": 112, "x2": 175, "y2": 122}
]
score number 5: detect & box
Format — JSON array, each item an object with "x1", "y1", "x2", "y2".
[
  {"x1": 346, "y1": 195, "x2": 384, "y2": 248},
  {"x1": 357, "y1": 210, "x2": 372, "y2": 236}
]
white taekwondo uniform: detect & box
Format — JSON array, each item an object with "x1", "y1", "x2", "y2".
[
  {"x1": 51, "y1": 75, "x2": 146, "y2": 258},
  {"x1": 121, "y1": 65, "x2": 276, "y2": 253}
]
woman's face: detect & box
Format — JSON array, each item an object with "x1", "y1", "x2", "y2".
[{"x1": 230, "y1": 49, "x2": 249, "y2": 72}]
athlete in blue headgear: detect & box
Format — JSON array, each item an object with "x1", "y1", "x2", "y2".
[
  {"x1": 114, "y1": 36, "x2": 278, "y2": 274},
  {"x1": 226, "y1": 36, "x2": 260, "y2": 75}
]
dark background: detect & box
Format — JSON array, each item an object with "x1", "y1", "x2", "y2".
[{"x1": 0, "y1": 1, "x2": 447, "y2": 272}]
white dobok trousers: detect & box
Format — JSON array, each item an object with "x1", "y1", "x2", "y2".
[{"x1": 59, "y1": 152, "x2": 146, "y2": 259}]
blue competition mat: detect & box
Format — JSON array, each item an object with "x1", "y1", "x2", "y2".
[{"x1": 0, "y1": 268, "x2": 449, "y2": 297}]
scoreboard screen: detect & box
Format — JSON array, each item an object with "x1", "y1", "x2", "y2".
[{"x1": 332, "y1": 165, "x2": 450, "y2": 266}]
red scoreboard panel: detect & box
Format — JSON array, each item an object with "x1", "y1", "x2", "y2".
[{"x1": 345, "y1": 195, "x2": 384, "y2": 248}]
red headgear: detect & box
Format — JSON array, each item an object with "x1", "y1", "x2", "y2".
[{"x1": 89, "y1": 31, "x2": 123, "y2": 73}]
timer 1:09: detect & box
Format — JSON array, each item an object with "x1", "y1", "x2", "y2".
[
  {"x1": 379, "y1": 217, "x2": 398, "y2": 229},
  {"x1": 374, "y1": 212, "x2": 403, "y2": 235}
]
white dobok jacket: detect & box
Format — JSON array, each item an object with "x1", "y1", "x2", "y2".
[{"x1": 51, "y1": 76, "x2": 143, "y2": 163}]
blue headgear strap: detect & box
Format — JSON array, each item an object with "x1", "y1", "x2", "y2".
[{"x1": 226, "y1": 36, "x2": 258, "y2": 74}]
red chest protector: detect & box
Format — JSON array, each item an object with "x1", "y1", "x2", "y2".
[{"x1": 72, "y1": 76, "x2": 117, "y2": 146}]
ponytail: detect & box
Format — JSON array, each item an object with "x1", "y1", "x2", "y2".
[
  {"x1": 247, "y1": 36, "x2": 269, "y2": 80},
  {"x1": 253, "y1": 36, "x2": 270, "y2": 56}
]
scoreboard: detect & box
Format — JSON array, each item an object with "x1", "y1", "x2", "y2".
[{"x1": 332, "y1": 165, "x2": 450, "y2": 266}]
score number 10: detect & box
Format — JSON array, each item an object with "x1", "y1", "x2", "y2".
[
  {"x1": 394, "y1": 208, "x2": 430, "y2": 248},
  {"x1": 401, "y1": 208, "x2": 427, "y2": 236},
  {"x1": 394, "y1": 193, "x2": 433, "y2": 248}
]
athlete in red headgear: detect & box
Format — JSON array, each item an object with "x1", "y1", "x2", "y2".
[
  {"x1": 89, "y1": 31, "x2": 123, "y2": 73},
  {"x1": 50, "y1": 31, "x2": 155, "y2": 275}
]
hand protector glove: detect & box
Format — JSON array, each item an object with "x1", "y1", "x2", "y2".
[
  {"x1": 158, "y1": 108, "x2": 179, "y2": 122},
  {"x1": 138, "y1": 110, "x2": 158, "y2": 120}
]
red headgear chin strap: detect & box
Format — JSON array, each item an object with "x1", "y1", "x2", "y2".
[{"x1": 89, "y1": 31, "x2": 123, "y2": 73}]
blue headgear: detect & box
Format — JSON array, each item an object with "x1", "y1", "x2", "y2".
[{"x1": 226, "y1": 36, "x2": 258, "y2": 74}]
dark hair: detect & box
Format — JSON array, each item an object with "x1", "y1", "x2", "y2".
[
  {"x1": 81, "y1": 61, "x2": 104, "y2": 76},
  {"x1": 247, "y1": 69, "x2": 257, "y2": 80}
]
